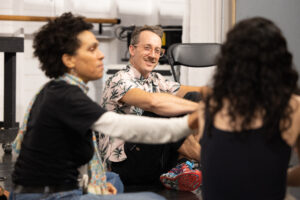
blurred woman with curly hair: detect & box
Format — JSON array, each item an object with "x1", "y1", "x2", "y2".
[
  {"x1": 9, "y1": 12, "x2": 198, "y2": 200},
  {"x1": 198, "y1": 17, "x2": 300, "y2": 200}
]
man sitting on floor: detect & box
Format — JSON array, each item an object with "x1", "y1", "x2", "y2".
[{"x1": 99, "y1": 25, "x2": 207, "y2": 191}]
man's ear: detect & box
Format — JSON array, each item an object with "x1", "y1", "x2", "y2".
[
  {"x1": 129, "y1": 45, "x2": 135, "y2": 57},
  {"x1": 62, "y1": 53, "x2": 75, "y2": 70}
]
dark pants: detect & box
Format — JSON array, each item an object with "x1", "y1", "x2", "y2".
[{"x1": 111, "y1": 92, "x2": 202, "y2": 187}]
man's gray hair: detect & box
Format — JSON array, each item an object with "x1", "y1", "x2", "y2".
[{"x1": 130, "y1": 25, "x2": 163, "y2": 46}]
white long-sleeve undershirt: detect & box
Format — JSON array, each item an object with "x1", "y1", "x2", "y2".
[{"x1": 91, "y1": 111, "x2": 191, "y2": 144}]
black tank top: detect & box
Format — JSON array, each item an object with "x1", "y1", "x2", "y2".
[{"x1": 200, "y1": 112, "x2": 291, "y2": 200}]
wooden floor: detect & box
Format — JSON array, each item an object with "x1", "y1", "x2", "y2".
[{"x1": 0, "y1": 145, "x2": 299, "y2": 200}]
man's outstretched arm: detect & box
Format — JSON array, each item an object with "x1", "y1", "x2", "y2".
[{"x1": 120, "y1": 88, "x2": 199, "y2": 116}]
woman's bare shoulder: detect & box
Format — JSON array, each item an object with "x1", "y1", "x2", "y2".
[
  {"x1": 290, "y1": 94, "x2": 300, "y2": 111},
  {"x1": 282, "y1": 95, "x2": 300, "y2": 146}
]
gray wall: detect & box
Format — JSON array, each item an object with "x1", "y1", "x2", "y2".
[{"x1": 236, "y1": 0, "x2": 300, "y2": 84}]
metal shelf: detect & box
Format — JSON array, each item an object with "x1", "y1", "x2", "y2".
[{"x1": 0, "y1": 37, "x2": 24, "y2": 146}]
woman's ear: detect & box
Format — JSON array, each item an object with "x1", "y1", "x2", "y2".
[{"x1": 62, "y1": 53, "x2": 75, "y2": 70}]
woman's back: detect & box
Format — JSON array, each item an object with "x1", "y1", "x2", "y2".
[
  {"x1": 199, "y1": 95, "x2": 300, "y2": 200},
  {"x1": 200, "y1": 124, "x2": 291, "y2": 200}
]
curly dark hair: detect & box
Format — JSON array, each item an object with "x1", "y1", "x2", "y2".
[
  {"x1": 207, "y1": 17, "x2": 298, "y2": 137},
  {"x1": 33, "y1": 12, "x2": 93, "y2": 78}
]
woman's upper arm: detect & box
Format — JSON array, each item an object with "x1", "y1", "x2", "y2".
[
  {"x1": 296, "y1": 136, "x2": 300, "y2": 160},
  {"x1": 195, "y1": 101, "x2": 206, "y2": 142},
  {"x1": 294, "y1": 95, "x2": 300, "y2": 151}
]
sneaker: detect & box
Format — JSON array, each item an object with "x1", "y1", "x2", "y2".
[{"x1": 160, "y1": 160, "x2": 202, "y2": 191}]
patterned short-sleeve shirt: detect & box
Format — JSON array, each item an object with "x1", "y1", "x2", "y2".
[{"x1": 99, "y1": 64, "x2": 180, "y2": 162}]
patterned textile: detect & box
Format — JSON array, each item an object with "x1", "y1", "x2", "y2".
[
  {"x1": 12, "y1": 73, "x2": 109, "y2": 195},
  {"x1": 99, "y1": 64, "x2": 180, "y2": 162},
  {"x1": 160, "y1": 161, "x2": 202, "y2": 191}
]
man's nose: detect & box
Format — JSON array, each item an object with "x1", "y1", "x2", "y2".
[{"x1": 148, "y1": 49, "x2": 156, "y2": 57}]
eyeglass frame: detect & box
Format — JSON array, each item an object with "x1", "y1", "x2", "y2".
[{"x1": 133, "y1": 44, "x2": 165, "y2": 57}]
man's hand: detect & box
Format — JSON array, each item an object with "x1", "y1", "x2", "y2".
[
  {"x1": 178, "y1": 133, "x2": 201, "y2": 161},
  {"x1": 188, "y1": 110, "x2": 199, "y2": 130}
]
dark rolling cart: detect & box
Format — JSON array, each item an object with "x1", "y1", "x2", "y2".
[{"x1": 0, "y1": 37, "x2": 24, "y2": 154}]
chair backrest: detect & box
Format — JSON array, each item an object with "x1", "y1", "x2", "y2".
[{"x1": 167, "y1": 43, "x2": 221, "y2": 82}]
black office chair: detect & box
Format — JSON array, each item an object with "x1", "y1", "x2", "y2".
[{"x1": 167, "y1": 43, "x2": 221, "y2": 82}]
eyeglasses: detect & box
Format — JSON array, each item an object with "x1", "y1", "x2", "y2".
[{"x1": 134, "y1": 44, "x2": 165, "y2": 57}]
